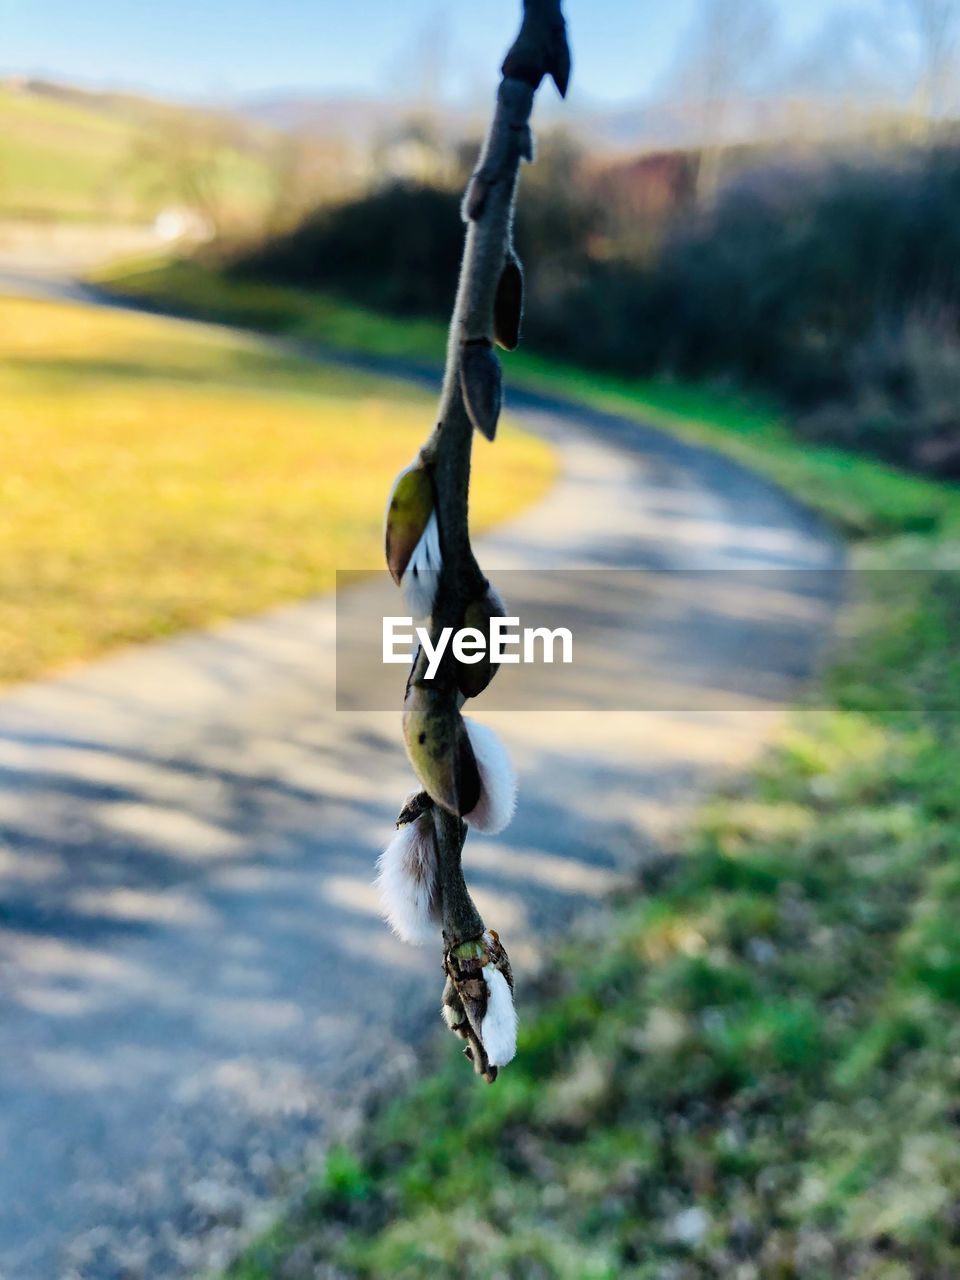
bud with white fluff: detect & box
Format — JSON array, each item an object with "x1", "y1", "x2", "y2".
[
  {"x1": 385, "y1": 459, "x2": 441, "y2": 620},
  {"x1": 375, "y1": 811, "x2": 440, "y2": 945},
  {"x1": 400, "y1": 511, "x2": 441, "y2": 619},
  {"x1": 481, "y1": 963, "x2": 518, "y2": 1066},
  {"x1": 442, "y1": 929, "x2": 519, "y2": 1078},
  {"x1": 462, "y1": 718, "x2": 517, "y2": 835}
]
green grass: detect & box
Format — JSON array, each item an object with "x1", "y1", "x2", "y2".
[
  {"x1": 0, "y1": 295, "x2": 554, "y2": 685},
  {"x1": 98, "y1": 257, "x2": 960, "y2": 1278},
  {"x1": 222, "y1": 531, "x2": 960, "y2": 1279}
]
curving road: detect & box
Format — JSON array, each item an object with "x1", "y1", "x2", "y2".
[{"x1": 0, "y1": 281, "x2": 843, "y2": 1279}]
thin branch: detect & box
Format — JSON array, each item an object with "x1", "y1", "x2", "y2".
[
  {"x1": 384, "y1": 0, "x2": 570, "y2": 1080},
  {"x1": 422, "y1": 0, "x2": 569, "y2": 944}
]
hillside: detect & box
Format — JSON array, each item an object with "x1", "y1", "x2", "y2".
[{"x1": 0, "y1": 77, "x2": 276, "y2": 226}]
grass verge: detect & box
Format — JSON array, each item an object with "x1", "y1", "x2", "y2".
[
  {"x1": 99, "y1": 260, "x2": 960, "y2": 1279},
  {"x1": 95, "y1": 256, "x2": 953, "y2": 541},
  {"x1": 223, "y1": 559, "x2": 960, "y2": 1280},
  {"x1": 0, "y1": 294, "x2": 553, "y2": 685}
]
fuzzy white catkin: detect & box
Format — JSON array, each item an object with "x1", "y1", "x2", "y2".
[
  {"x1": 463, "y1": 719, "x2": 517, "y2": 835},
  {"x1": 375, "y1": 815, "x2": 439, "y2": 945},
  {"x1": 441, "y1": 998, "x2": 462, "y2": 1031},
  {"x1": 481, "y1": 966, "x2": 518, "y2": 1066},
  {"x1": 401, "y1": 511, "x2": 442, "y2": 619}
]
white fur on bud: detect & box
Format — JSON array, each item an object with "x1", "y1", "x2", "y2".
[
  {"x1": 441, "y1": 999, "x2": 462, "y2": 1031},
  {"x1": 481, "y1": 966, "x2": 518, "y2": 1067},
  {"x1": 376, "y1": 815, "x2": 439, "y2": 945},
  {"x1": 401, "y1": 511, "x2": 442, "y2": 619},
  {"x1": 463, "y1": 719, "x2": 517, "y2": 835}
]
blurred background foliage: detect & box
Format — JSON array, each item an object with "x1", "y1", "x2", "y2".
[
  {"x1": 219, "y1": 136, "x2": 960, "y2": 478},
  {"x1": 11, "y1": 0, "x2": 960, "y2": 483}
]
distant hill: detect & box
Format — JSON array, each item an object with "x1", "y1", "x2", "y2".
[
  {"x1": 239, "y1": 93, "x2": 402, "y2": 143},
  {"x1": 235, "y1": 91, "x2": 499, "y2": 156},
  {"x1": 236, "y1": 87, "x2": 932, "y2": 157},
  {"x1": 0, "y1": 73, "x2": 935, "y2": 232},
  {"x1": 0, "y1": 76, "x2": 277, "y2": 227}
]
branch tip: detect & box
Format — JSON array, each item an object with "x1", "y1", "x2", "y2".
[{"x1": 501, "y1": 0, "x2": 570, "y2": 98}]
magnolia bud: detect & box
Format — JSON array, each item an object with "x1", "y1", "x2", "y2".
[
  {"x1": 549, "y1": 32, "x2": 571, "y2": 99},
  {"x1": 376, "y1": 812, "x2": 440, "y2": 945},
  {"x1": 464, "y1": 173, "x2": 491, "y2": 222},
  {"x1": 443, "y1": 930, "x2": 517, "y2": 1079},
  {"x1": 456, "y1": 585, "x2": 507, "y2": 699},
  {"x1": 385, "y1": 460, "x2": 434, "y2": 585},
  {"x1": 493, "y1": 252, "x2": 524, "y2": 352},
  {"x1": 403, "y1": 684, "x2": 482, "y2": 817},
  {"x1": 502, "y1": 11, "x2": 570, "y2": 99},
  {"x1": 460, "y1": 340, "x2": 502, "y2": 442},
  {"x1": 385, "y1": 460, "x2": 442, "y2": 618},
  {"x1": 462, "y1": 718, "x2": 517, "y2": 835},
  {"x1": 481, "y1": 964, "x2": 518, "y2": 1067}
]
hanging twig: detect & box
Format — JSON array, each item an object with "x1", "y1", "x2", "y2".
[{"x1": 380, "y1": 0, "x2": 570, "y2": 1083}]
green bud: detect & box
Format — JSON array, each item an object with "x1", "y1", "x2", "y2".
[
  {"x1": 403, "y1": 684, "x2": 482, "y2": 816},
  {"x1": 456, "y1": 586, "x2": 507, "y2": 699},
  {"x1": 385, "y1": 461, "x2": 433, "y2": 584}
]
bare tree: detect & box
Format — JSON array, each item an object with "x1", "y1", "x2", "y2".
[
  {"x1": 673, "y1": 0, "x2": 778, "y2": 201},
  {"x1": 379, "y1": 0, "x2": 570, "y2": 1083},
  {"x1": 258, "y1": 130, "x2": 353, "y2": 235},
  {"x1": 128, "y1": 109, "x2": 243, "y2": 241},
  {"x1": 382, "y1": 10, "x2": 454, "y2": 125},
  {"x1": 900, "y1": 0, "x2": 959, "y2": 124}
]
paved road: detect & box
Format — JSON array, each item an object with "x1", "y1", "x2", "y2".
[{"x1": 0, "y1": 282, "x2": 843, "y2": 1278}]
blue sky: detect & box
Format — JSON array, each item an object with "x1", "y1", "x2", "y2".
[{"x1": 0, "y1": 0, "x2": 896, "y2": 107}]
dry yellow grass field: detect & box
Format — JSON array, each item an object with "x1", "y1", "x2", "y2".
[{"x1": 0, "y1": 296, "x2": 556, "y2": 685}]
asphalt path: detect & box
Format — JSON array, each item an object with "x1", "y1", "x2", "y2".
[{"x1": 0, "y1": 280, "x2": 843, "y2": 1278}]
